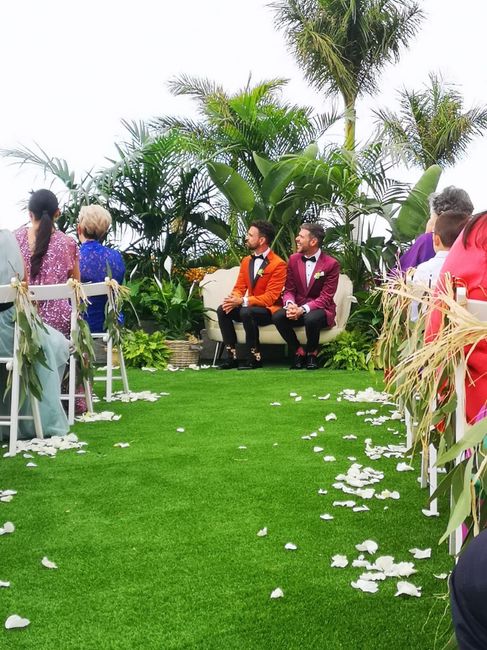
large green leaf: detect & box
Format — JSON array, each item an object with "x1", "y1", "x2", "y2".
[
  {"x1": 207, "y1": 162, "x2": 255, "y2": 212},
  {"x1": 252, "y1": 152, "x2": 275, "y2": 178},
  {"x1": 393, "y1": 165, "x2": 442, "y2": 242},
  {"x1": 437, "y1": 416, "x2": 487, "y2": 465},
  {"x1": 439, "y1": 455, "x2": 473, "y2": 545}
]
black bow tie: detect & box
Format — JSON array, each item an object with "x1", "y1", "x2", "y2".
[
  {"x1": 302, "y1": 255, "x2": 316, "y2": 263},
  {"x1": 253, "y1": 254, "x2": 264, "y2": 260}
]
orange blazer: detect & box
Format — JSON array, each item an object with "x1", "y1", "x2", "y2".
[{"x1": 232, "y1": 250, "x2": 287, "y2": 314}]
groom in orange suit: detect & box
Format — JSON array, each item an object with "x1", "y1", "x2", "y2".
[
  {"x1": 272, "y1": 223, "x2": 339, "y2": 370},
  {"x1": 217, "y1": 221, "x2": 287, "y2": 369}
]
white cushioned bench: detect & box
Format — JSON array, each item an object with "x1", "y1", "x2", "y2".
[{"x1": 201, "y1": 267, "x2": 353, "y2": 354}]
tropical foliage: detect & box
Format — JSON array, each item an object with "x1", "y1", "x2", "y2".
[
  {"x1": 271, "y1": 0, "x2": 424, "y2": 149},
  {"x1": 376, "y1": 73, "x2": 487, "y2": 169}
]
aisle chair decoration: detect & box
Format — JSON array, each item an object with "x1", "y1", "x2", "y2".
[
  {"x1": 383, "y1": 275, "x2": 487, "y2": 553},
  {"x1": 1, "y1": 276, "x2": 44, "y2": 454}
]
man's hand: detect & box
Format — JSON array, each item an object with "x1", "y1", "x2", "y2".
[
  {"x1": 285, "y1": 303, "x2": 304, "y2": 320},
  {"x1": 222, "y1": 294, "x2": 243, "y2": 313}
]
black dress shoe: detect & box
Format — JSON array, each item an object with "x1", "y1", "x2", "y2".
[
  {"x1": 290, "y1": 353, "x2": 306, "y2": 370},
  {"x1": 218, "y1": 359, "x2": 239, "y2": 370},
  {"x1": 238, "y1": 358, "x2": 263, "y2": 370},
  {"x1": 306, "y1": 354, "x2": 319, "y2": 370}
]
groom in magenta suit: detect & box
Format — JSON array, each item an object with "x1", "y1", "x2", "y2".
[{"x1": 272, "y1": 223, "x2": 340, "y2": 370}]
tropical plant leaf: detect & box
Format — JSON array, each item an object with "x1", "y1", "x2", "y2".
[{"x1": 207, "y1": 162, "x2": 255, "y2": 212}]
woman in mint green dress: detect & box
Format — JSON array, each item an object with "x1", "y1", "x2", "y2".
[{"x1": 0, "y1": 229, "x2": 69, "y2": 438}]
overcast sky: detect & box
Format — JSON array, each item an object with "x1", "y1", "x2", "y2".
[{"x1": 1, "y1": 0, "x2": 486, "y2": 231}]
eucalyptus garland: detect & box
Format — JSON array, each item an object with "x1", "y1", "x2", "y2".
[
  {"x1": 8, "y1": 276, "x2": 48, "y2": 403},
  {"x1": 67, "y1": 279, "x2": 96, "y2": 384},
  {"x1": 103, "y1": 276, "x2": 130, "y2": 346}
]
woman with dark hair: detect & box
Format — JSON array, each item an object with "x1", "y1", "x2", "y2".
[
  {"x1": 426, "y1": 210, "x2": 487, "y2": 422},
  {"x1": 15, "y1": 189, "x2": 80, "y2": 337}
]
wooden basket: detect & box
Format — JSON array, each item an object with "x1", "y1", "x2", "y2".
[{"x1": 166, "y1": 340, "x2": 201, "y2": 368}]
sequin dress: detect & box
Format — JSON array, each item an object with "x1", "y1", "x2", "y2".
[
  {"x1": 0, "y1": 230, "x2": 69, "y2": 437},
  {"x1": 80, "y1": 240, "x2": 125, "y2": 332},
  {"x1": 15, "y1": 227, "x2": 79, "y2": 337}
]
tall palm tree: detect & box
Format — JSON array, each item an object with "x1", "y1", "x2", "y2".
[
  {"x1": 152, "y1": 75, "x2": 337, "y2": 188},
  {"x1": 375, "y1": 73, "x2": 487, "y2": 169},
  {"x1": 271, "y1": 0, "x2": 424, "y2": 150}
]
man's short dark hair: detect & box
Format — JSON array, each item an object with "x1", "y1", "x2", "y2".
[
  {"x1": 301, "y1": 222, "x2": 325, "y2": 246},
  {"x1": 429, "y1": 186, "x2": 474, "y2": 217},
  {"x1": 250, "y1": 220, "x2": 275, "y2": 245},
  {"x1": 434, "y1": 210, "x2": 470, "y2": 248}
]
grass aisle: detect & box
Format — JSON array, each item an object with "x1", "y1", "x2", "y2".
[{"x1": 1, "y1": 369, "x2": 453, "y2": 649}]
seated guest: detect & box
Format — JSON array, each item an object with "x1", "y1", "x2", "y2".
[
  {"x1": 411, "y1": 210, "x2": 470, "y2": 320},
  {"x1": 398, "y1": 186, "x2": 473, "y2": 273},
  {"x1": 0, "y1": 229, "x2": 69, "y2": 438},
  {"x1": 217, "y1": 220, "x2": 286, "y2": 370},
  {"x1": 77, "y1": 205, "x2": 125, "y2": 332},
  {"x1": 272, "y1": 223, "x2": 339, "y2": 370},
  {"x1": 426, "y1": 210, "x2": 487, "y2": 423},
  {"x1": 15, "y1": 189, "x2": 79, "y2": 338}
]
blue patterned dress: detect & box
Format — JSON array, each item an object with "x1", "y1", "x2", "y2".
[{"x1": 79, "y1": 240, "x2": 125, "y2": 332}]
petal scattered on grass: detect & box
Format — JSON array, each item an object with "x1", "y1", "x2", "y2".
[
  {"x1": 313, "y1": 446, "x2": 324, "y2": 453},
  {"x1": 318, "y1": 394, "x2": 330, "y2": 400},
  {"x1": 114, "y1": 443, "x2": 130, "y2": 448},
  {"x1": 353, "y1": 505, "x2": 370, "y2": 512},
  {"x1": 396, "y1": 463, "x2": 414, "y2": 472},
  {"x1": 409, "y1": 548, "x2": 431, "y2": 560},
  {"x1": 0, "y1": 522, "x2": 15, "y2": 535},
  {"x1": 355, "y1": 540, "x2": 378, "y2": 554},
  {"x1": 238, "y1": 446, "x2": 247, "y2": 450},
  {"x1": 0, "y1": 581, "x2": 10, "y2": 588},
  {"x1": 257, "y1": 527, "x2": 268, "y2": 537},
  {"x1": 270, "y1": 588, "x2": 284, "y2": 599},
  {"x1": 360, "y1": 571, "x2": 386, "y2": 582},
  {"x1": 434, "y1": 573, "x2": 448, "y2": 580},
  {"x1": 318, "y1": 489, "x2": 328, "y2": 495},
  {"x1": 284, "y1": 542, "x2": 297, "y2": 551},
  {"x1": 343, "y1": 435, "x2": 357, "y2": 440},
  {"x1": 41, "y1": 556, "x2": 58, "y2": 569},
  {"x1": 351, "y1": 579, "x2": 378, "y2": 594},
  {"x1": 331, "y1": 555, "x2": 348, "y2": 568},
  {"x1": 26, "y1": 462, "x2": 37, "y2": 468},
  {"x1": 295, "y1": 396, "x2": 302, "y2": 402},
  {"x1": 320, "y1": 513, "x2": 334, "y2": 521},
  {"x1": 176, "y1": 428, "x2": 185, "y2": 433},
  {"x1": 395, "y1": 581, "x2": 422, "y2": 597},
  {"x1": 5, "y1": 614, "x2": 30, "y2": 629},
  {"x1": 422, "y1": 508, "x2": 440, "y2": 518},
  {"x1": 270, "y1": 402, "x2": 281, "y2": 407},
  {"x1": 323, "y1": 456, "x2": 336, "y2": 462},
  {"x1": 325, "y1": 413, "x2": 337, "y2": 422}
]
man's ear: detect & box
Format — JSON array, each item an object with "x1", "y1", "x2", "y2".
[{"x1": 433, "y1": 233, "x2": 441, "y2": 248}]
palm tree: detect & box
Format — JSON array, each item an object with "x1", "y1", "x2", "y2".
[
  {"x1": 152, "y1": 75, "x2": 338, "y2": 188},
  {"x1": 375, "y1": 73, "x2": 487, "y2": 169},
  {"x1": 270, "y1": 0, "x2": 424, "y2": 150}
]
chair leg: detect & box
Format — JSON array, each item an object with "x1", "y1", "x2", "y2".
[
  {"x1": 8, "y1": 366, "x2": 20, "y2": 457},
  {"x1": 212, "y1": 342, "x2": 222, "y2": 367},
  {"x1": 31, "y1": 397, "x2": 43, "y2": 440},
  {"x1": 106, "y1": 337, "x2": 113, "y2": 402},
  {"x1": 83, "y1": 379, "x2": 93, "y2": 413},
  {"x1": 68, "y1": 354, "x2": 76, "y2": 426},
  {"x1": 428, "y1": 444, "x2": 438, "y2": 515},
  {"x1": 118, "y1": 345, "x2": 130, "y2": 393}
]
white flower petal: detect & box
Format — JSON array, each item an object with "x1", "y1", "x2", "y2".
[
  {"x1": 373, "y1": 556, "x2": 395, "y2": 572},
  {"x1": 351, "y1": 579, "x2": 378, "y2": 593},
  {"x1": 41, "y1": 556, "x2": 58, "y2": 569},
  {"x1": 318, "y1": 489, "x2": 328, "y2": 495},
  {"x1": 313, "y1": 446, "x2": 324, "y2": 453},
  {"x1": 257, "y1": 527, "x2": 268, "y2": 537},
  {"x1": 343, "y1": 435, "x2": 357, "y2": 440},
  {"x1": 270, "y1": 587, "x2": 284, "y2": 599},
  {"x1": 331, "y1": 554, "x2": 348, "y2": 568},
  {"x1": 294, "y1": 396, "x2": 302, "y2": 402},
  {"x1": 395, "y1": 581, "x2": 422, "y2": 597},
  {"x1": 422, "y1": 508, "x2": 440, "y2": 518},
  {"x1": 0, "y1": 522, "x2": 15, "y2": 535},
  {"x1": 270, "y1": 402, "x2": 281, "y2": 406},
  {"x1": 289, "y1": 392, "x2": 298, "y2": 397},
  {"x1": 325, "y1": 413, "x2": 337, "y2": 421},
  {"x1": 355, "y1": 540, "x2": 378, "y2": 555},
  {"x1": 5, "y1": 614, "x2": 30, "y2": 629},
  {"x1": 353, "y1": 505, "x2": 370, "y2": 512},
  {"x1": 238, "y1": 446, "x2": 247, "y2": 450},
  {"x1": 26, "y1": 462, "x2": 37, "y2": 468},
  {"x1": 320, "y1": 513, "x2": 334, "y2": 520},
  {"x1": 434, "y1": 573, "x2": 448, "y2": 580},
  {"x1": 396, "y1": 463, "x2": 414, "y2": 472},
  {"x1": 284, "y1": 542, "x2": 297, "y2": 551},
  {"x1": 333, "y1": 500, "x2": 356, "y2": 508},
  {"x1": 176, "y1": 428, "x2": 185, "y2": 433},
  {"x1": 318, "y1": 394, "x2": 330, "y2": 400},
  {"x1": 323, "y1": 456, "x2": 336, "y2": 462},
  {"x1": 114, "y1": 442, "x2": 130, "y2": 448},
  {"x1": 409, "y1": 548, "x2": 431, "y2": 560},
  {"x1": 360, "y1": 571, "x2": 386, "y2": 581},
  {"x1": 0, "y1": 581, "x2": 10, "y2": 588}
]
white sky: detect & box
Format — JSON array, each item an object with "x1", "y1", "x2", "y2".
[{"x1": 0, "y1": 0, "x2": 486, "y2": 231}]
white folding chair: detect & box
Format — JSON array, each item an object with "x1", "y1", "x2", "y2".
[
  {"x1": 81, "y1": 282, "x2": 129, "y2": 402},
  {"x1": 29, "y1": 283, "x2": 93, "y2": 425},
  {"x1": 449, "y1": 290, "x2": 487, "y2": 555},
  {"x1": 0, "y1": 284, "x2": 43, "y2": 456}
]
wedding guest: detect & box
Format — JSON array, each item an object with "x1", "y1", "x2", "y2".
[
  {"x1": 217, "y1": 220, "x2": 286, "y2": 369},
  {"x1": 0, "y1": 229, "x2": 69, "y2": 438},
  {"x1": 78, "y1": 205, "x2": 125, "y2": 332},
  {"x1": 15, "y1": 189, "x2": 79, "y2": 337},
  {"x1": 399, "y1": 186, "x2": 473, "y2": 272},
  {"x1": 426, "y1": 210, "x2": 487, "y2": 423},
  {"x1": 272, "y1": 223, "x2": 339, "y2": 370}
]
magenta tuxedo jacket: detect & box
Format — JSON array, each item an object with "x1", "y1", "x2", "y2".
[{"x1": 282, "y1": 252, "x2": 340, "y2": 326}]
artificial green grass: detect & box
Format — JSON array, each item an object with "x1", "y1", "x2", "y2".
[{"x1": 1, "y1": 369, "x2": 454, "y2": 649}]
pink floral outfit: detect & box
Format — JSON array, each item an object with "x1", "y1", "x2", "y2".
[{"x1": 15, "y1": 227, "x2": 79, "y2": 337}]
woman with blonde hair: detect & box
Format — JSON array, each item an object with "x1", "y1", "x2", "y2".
[{"x1": 78, "y1": 204, "x2": 125, "y2": 332}]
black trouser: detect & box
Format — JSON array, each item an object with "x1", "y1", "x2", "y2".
[
  {"x1": 217, "y1": 305, "x2": 272, "y2": 352},
  {"x1": 272, "y1": 308, "x2": 328, "y2": 353}
]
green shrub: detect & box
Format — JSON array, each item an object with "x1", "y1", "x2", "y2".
[
  {"x1": 121, "y1": 329, "x2": 171, "y2": 369},
  {"x1": 318, "y1": 329, "x2": 375, "y2": 371}
]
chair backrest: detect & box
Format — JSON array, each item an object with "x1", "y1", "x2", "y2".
[
  {"x1": 81, "y1": 282, "x2": 110, "y2": 298},
  {"x1": 0, "y1": 285, "x2": 17, "y2": 304},
  {"x1": 29, "y1": 284, "x2": 74, "y2": 301},
  {"x1": 466, "y1": 298, "x2": 487, "y2": 322}
]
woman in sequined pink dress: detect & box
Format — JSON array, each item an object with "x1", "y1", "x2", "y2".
[{"x1": 15, "y1": 189, "x2": 80, "y2": 337}]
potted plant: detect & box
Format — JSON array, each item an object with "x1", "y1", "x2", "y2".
[{"x1": 129, "y1": 257, "x2": 210, "y2": 367}]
